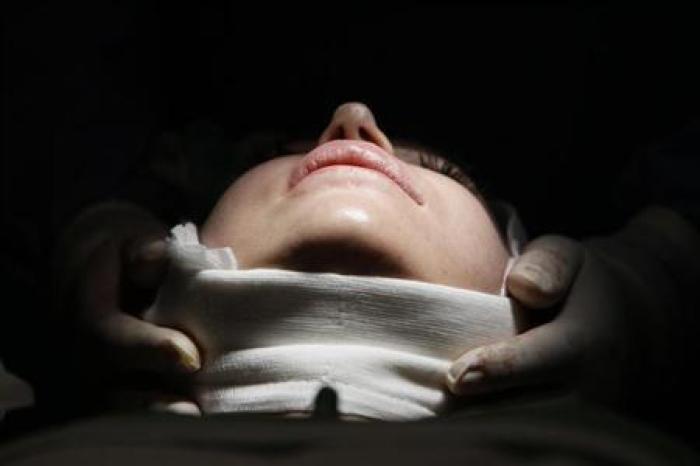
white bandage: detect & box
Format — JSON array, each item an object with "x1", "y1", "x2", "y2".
[{"x1": 146, "y1": 220, "x2": 520, "y2": 420}]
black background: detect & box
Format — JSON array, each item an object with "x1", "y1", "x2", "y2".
[
  {"x1": 5, "y1": 4, "x2": 700, "y2": 239},
  {"x1": 3, "y1": 1, "x2": 700, "y2": 448}
]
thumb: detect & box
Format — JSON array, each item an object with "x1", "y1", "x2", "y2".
[
  {"x1": 506, "y1": 235, "x2": 583, "y2": 309},
  {"x1": 95, "y1": 312, "x2": 201, "y2": 375},
  {"x1": 446, "y1": 323, "x2": 582, "y2": 396},
  {"x1": 123, "y1": 237, "x2": 169, "y2": 289}
]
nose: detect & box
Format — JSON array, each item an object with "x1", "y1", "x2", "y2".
[{"x1": 318, "y1": 102, "x2": 394, "y2": 154}]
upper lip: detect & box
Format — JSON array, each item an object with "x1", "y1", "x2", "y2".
[{"x1": 289, "y1": 140, "x2": 424, "y2": 205}]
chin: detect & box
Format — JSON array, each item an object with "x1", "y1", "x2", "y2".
[
  {"x1": 261, "y1": 209, "x2": 417, "y2": 279},
  {"x1": 272, "y1": 236, "x2": 414, "y2": 278}
]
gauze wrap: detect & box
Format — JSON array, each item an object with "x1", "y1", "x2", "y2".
[{"x1": 146, "y1": 210, "x2": 523, "y2": 421}]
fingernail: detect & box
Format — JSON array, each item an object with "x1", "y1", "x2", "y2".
[
  {"x1": 460, "y1": 370, "x2": 485, "y2": 385},
  {"x1": 177, "y1": 347, "x2": 201, "y2": 373},
  {"x1": 519, "y1": 263, "x2": 552, "y2": 293},
  {"x1": 447, "y1": 359, "x2": 470, "y2": 386},
  {"x1": 161, "y1": 338, "x2": 201, "y2": 373},
  {"x1": 453, "y1": 370, "x2": 489, "y2": 395},
  {"x1": 151, "y1": 400, "x2": 202, "y2": 416}
]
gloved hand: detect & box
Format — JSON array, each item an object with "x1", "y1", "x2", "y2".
[
  {"x1": 56, "y1": 202, "x2": 201, "y2": 414},
  {"x1": 446, "y1": 207, "x2": 700, "y2": 408}
]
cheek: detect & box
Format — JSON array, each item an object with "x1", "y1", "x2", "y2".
[
  {"x1": 202, "y1": 157, "x2": 299, "y2": 245},
  {"x1": 437, "y1": 203, "x2": 493, "y2": 259},
  {"x1": 418, "y1": 171, "x2": 487, "y2": 237},
  {"x1": 421, "y1": 173, "x2": 510, "y2": 287},
  {"x1": 229, "y1": 158, "x2": 296, "y2": 199}
]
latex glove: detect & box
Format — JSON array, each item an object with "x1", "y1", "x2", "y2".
[
  {"x1": 57, "y1": 203, "x2": 202, "y2": 414},
  {"x1": 445, "y1": 234, "x2": 590, "y2": 397},
  {"x1": 505, "y1": 235, "x2": 584, "y2": 310},
  {"x1": 77, "y1": 235, "x2": 200, "y2": 374},
  {"x1": 446, "y1": 207, "x2": 699, "y2": 407}
]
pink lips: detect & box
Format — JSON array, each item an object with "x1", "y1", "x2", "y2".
[{"x1": 289, "y1": 140, "x2": 424, "y2": 205}]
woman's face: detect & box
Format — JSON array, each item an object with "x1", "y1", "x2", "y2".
[{"x1": 201, "y1": 103, "x2": 509, "y2": 293}]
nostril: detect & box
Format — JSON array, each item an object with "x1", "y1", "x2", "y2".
[
  {"x1": 318, "y1": 103, "x2": 394, "y2": 153},
  {"x1": 358, "y1": 125, "x2": 393, "y2": 154},
  {"x1": 331, "y1": 126, "x2": 346, "y2": 140},
  {"x1": 358, "y1": 126, "x2": 372, "y2": 142}
]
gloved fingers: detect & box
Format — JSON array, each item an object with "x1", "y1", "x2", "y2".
[
  {"x1": 123, "y1": 236, "x2": 169, "y2": 289},
  {"x1": 105, "y1": 389, "x2": 202, "y2": 416},
  {"x1": 150, "y1": 398, "x2": 202, "y2": 416},
  {"x1": 79, "y1": 238, "x2": 123, "y2": 318},
  {"x1": 506, "y1": 235, "x2": 584, "y2": 309},
  {"x1": 94, "y1": 312, "x2": 201, "y2": 375},
  {"x1": 79, "y1": 237, "x2": 197, "y2": 375},
  {"x1": 446, "y1": 323, "x2": 582, "y2": 396}
]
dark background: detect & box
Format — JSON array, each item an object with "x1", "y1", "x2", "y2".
[
  {"x1": 3, "y1": 1, "x2": 699, "y2": 446},
  {"x1": 5, "y1": 4, "x2": 700, "y2": 240}
]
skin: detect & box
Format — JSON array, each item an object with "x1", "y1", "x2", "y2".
[
  {"x1": 61, "y1": 103, "x2": 604, "y2": 415},
  {"x1": 201, "y1": 102, "x2": 510, "y2": 293}
]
